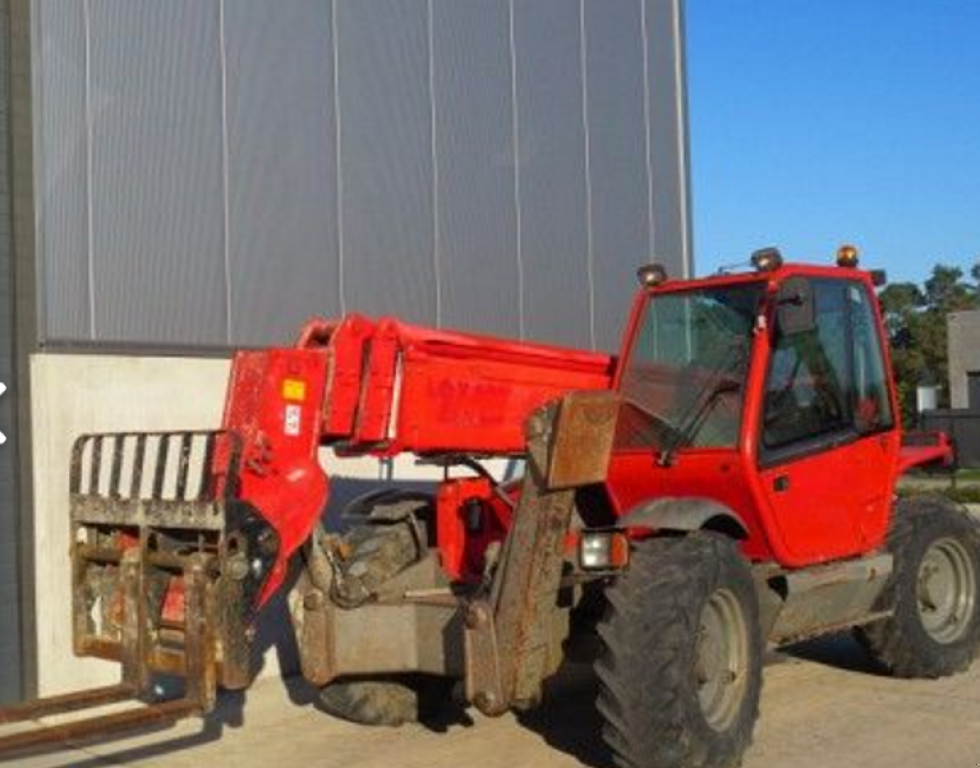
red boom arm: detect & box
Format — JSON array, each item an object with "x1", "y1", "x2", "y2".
[{"x1": 222, "y1": 314, "x2": 615, "y2": 602}]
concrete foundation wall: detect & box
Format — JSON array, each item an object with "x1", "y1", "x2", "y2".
[{"x1": 31, "y1": 353, "x2": 231, "y2": 695}]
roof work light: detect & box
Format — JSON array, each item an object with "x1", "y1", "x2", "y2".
[
  {"x1": 636, "y1": 263, "x2": 668, "y2": 288},
  {"x1": 751, "y1": 247, "x2": 783, "y2": 272}
]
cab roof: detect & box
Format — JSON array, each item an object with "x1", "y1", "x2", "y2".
[{"x1": 646, "y1": 261, "x2": 879, "y2": 295}]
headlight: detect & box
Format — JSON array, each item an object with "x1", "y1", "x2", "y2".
[{"x1": 579, "y1": 531, "x2": 630, "y2": 571}]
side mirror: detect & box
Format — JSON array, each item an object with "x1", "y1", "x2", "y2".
[{"x1": 775, "y1": 276, "x2": 815, "y2": 336}]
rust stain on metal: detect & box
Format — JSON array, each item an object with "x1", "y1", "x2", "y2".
[
  {"x1": 542, "y1": 391, "x2": 619, "y2": 490},
  {"x1": 463, "y1": 599, "x2": 506, "y2": 716},
  {"x1": 0, "y1": 699, "x2": 195, "y2": 756},
  {"x1": 0, "y1": 544, "x2": 223, "y2": 755},
  {"x1": 468, "y1": 393, "x2": 614, "y2": 714},
  {"x1": 0, "y1": 685, "x2": 135, "y2": 725}
]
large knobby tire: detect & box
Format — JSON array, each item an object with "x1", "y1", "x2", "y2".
[
  {"x1": 595, "y1": 532, "x2": 762, "y2": 768},
  {"x1": 318, "y1": 678, "x2": 420, "y2": 726},
  {"x1": 318, "y1": 498, "x2": 450, "y2": 726},
  {"x1": 856, "y1": 495, "x2": 980, "y2": 678},
  {"x1": 330, "y1": 496, "x2": 432, "y2": 608},
  {"x1": 317, "y1": 675, "x2": 453, "y2": 726}
]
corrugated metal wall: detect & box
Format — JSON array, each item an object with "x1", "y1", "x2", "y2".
[
  {"x1": 33, "y1": 0, "x2": 690, "y2": 352},
  {"x1": 0, "y1": 0, "x2": 24, "y2": 704}
]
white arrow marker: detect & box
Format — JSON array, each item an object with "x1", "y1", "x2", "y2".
[{"x1": 0, "y1": 382, "x2": 5, "y2": 444}]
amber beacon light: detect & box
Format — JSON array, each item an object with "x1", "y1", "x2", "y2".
[{"x1": 836, "y1": 244, "x2": 860, "y2": 268}]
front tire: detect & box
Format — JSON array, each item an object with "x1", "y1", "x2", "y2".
[
  {"x1": 856, "y1": 495, "x2": 980, "y2": 678},
  {"x1": 595, "y1": 533, "x2": 762, "y2": 768}
]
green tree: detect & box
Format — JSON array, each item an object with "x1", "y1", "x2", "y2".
[
  {"x1": 879, "y1": 281, "x2": 925, "y2": 423},
  {"x1": 879, "y1": 265, "x2": 979, "y2": 425}
]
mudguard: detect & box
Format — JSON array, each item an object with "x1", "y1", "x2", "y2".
[{"x1": 617, "y1": 497, "x2": 749, "y2": 540}]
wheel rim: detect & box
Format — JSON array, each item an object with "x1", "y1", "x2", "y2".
[
  {"x1": 696, "y1": 587, "x2": 750, "y2": 732},
  {"x1": 917, "y1": 537, "x2": 977, "y2": 645}
]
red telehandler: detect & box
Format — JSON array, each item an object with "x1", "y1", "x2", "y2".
[{"x1": 1, "y1": 248, "x2": 976, "y2": 768}]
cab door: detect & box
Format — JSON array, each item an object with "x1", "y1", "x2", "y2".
[{"x1": 757, "y1": 278, "x2": 899, "y2": 564}]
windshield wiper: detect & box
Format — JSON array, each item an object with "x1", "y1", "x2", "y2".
[{"x1": 657, "y1": 342, "x2": 748, "y2": 467}]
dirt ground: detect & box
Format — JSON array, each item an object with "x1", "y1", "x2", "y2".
[{"x1": 8, "y1": 633, "x2": 980, "y2": 768}]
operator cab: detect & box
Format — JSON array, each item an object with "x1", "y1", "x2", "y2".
[{"x1": 608, "y1": 247, "x2": 902, "y2": 567}]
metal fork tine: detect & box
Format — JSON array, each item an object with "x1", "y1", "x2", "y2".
[
  {"x1": 0, "y1": 698, "x2": 195, "y2": 756},
  {"x1": 0, "y1": 684, "x2": 134, "y2": 724}
]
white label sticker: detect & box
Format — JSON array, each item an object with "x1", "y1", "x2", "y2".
[{"x1": 284, "y1": 404, "x2": 302, "y2": 436}]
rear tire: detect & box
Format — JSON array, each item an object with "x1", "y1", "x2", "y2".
[
  {"x1": 856, "y1": 495, "x2": 980, "y2": 678},
  {"x1": 317, "y1": 495, "x2": 450, "y2": 726},
  {"x1": 317, "y1": 675, "x2": 453, "y2": 726},
  {"x1": 595, "y1": 532, "x2": 762, "y2": 768}
]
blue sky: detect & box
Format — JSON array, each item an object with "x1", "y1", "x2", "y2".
[{"x1": 686, "y1": 1, "x2": 980, "y2": 285}]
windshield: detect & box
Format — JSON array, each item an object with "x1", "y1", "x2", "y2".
[{"x1": 617, "y1": 283, "x2": 764, "y2": 451}]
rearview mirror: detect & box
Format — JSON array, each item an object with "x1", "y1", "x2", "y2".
[{"x1": 775, "y1": 276, "x2": 815, "y2": 336}]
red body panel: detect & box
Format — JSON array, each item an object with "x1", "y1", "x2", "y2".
[
  {"x1": 387, "y1": 321, "x2": 613, "y2": 455},
  {"x1": 436, "y1": 477, "x2": 512, "y2": 581},
  {"x1": 302, "y1": 315, "x2": 614, "y2": 455},
  {"x1": 302, "y1": 314, "x2": 377, "y2": 439},
  {"x1": 755, "y1": 432, "x2": 901, "y2": 563},
  {"x1": 605, "y1": 449, "x2": 773, "y2": 561},
  {"x1": 897, "y1": 431, "x2": 954, "y2": 474},
  {"x1": 222, "y1": 348, "x2": 331, "y2": 601}
]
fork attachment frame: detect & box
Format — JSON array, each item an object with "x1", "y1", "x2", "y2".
[{"x1": 0, "y1": 429, "x2": 280, "y2": 756}]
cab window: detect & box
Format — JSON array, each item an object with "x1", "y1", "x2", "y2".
[
  {"x1": 761, "y1": 279, "x2": 893, "y2": 457},
  {"x1": 849, "y1": 282, "x2": 894, "y2": 434}
]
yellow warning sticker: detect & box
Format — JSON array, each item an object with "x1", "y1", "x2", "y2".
[{"x1": 281, "y1": 378, "x2": 307, "y2": 402}]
